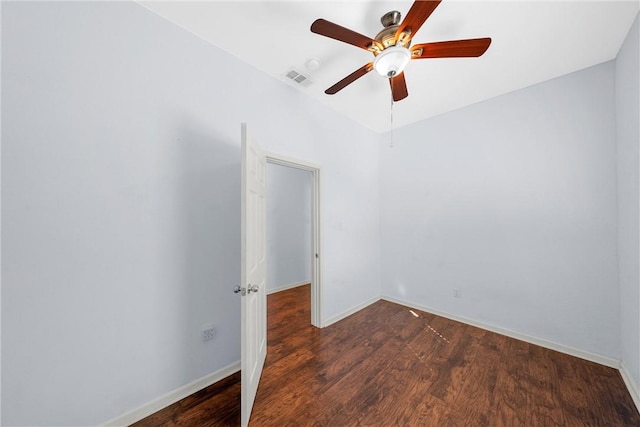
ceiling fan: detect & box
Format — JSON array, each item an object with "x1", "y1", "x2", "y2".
[{"x1": 310, "y1": 0, "x2": 491, "y2": 102}]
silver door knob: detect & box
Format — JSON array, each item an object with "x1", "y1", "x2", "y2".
[
  {"x1": 233, "y1": 285, "x2": 246, "y2": 296},
  {"x1": 247, "y1": 284, "x2": 259, "y2": 294}
]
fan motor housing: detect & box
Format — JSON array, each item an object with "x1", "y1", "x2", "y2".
[{"x1": 375, "y1": 11, "x2": 410, "y2": 50}]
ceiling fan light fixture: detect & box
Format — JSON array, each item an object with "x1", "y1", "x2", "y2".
[{"x1": 373, "y1": 46, "x2": 411, "y2": 78}]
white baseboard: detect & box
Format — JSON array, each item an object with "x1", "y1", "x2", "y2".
[
  {"x1": 323, "y1": 296, "x2": 380, "y2": 328},
  {"x1": 381, "y1": 295, "x2": 621, "y2": 369},
  {"x1": 102, "y1": 360, "x2": 241, "y2": 427},
  {"x1": 267, "y1": 281, "x2": 309, "y2": 295},
  {"x1": 620, "y1": 362, "x2": 640, "y2": 412}
]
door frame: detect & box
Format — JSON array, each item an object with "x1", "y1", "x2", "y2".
[{"x1": 265, "y1": 152, "x2": 323, "y2": 328}]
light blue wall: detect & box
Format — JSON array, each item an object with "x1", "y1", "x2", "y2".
[
  {"x1": 266, "y1": 163, "x2": 312, "y2": 292},
  {"x1": 380, "y1": 61, "x2": 619, "y2": 360},
  {"x1": 616, "y1": 12, "x2": 640, "y2": 396},
  {"x1": 1, "y1": 2, "x2": 381, "y2": 425}
]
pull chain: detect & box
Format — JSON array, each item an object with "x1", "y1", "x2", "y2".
[{"x1": 390, "y1": 95, "x2": 395, "y2": 148}]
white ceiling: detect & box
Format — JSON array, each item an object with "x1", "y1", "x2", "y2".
[{"x1": 139, "y1": 1, "x2": 639, "y2": 133}]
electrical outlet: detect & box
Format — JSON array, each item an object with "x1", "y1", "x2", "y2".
[
  {"x1": 453, "y1": 289, "x2": 461, "y2": 298},
  {"x1": 201, "y1": 326, "x2": 216, "y2": 342}
]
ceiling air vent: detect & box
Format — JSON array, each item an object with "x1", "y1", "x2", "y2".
[{"x1": 284, "y1": 68, "x2": 312, "y2": 88}]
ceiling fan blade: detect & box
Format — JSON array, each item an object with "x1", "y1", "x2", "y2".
[
  {"x1": 411, "y1": 38, "x2": 492, "y2": 59},
  {"x1": 395, "y1": 1, "x2": 442, "y2": 43},
  {"x1": 311, "y1": 19, "x2": 377, "y2": 51},
  {"x1": 389, "y1": 72, "x2": 408, "y2": 102},
  {"x1": 325, "y1": 63, "x2": 374, "y2": 95}
]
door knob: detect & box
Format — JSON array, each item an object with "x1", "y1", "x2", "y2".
[
  {"x1": 233, "y1": 285, "x2": 246, "y2": 296},
  {"x1": 247, "y1": 284, "x2": 259, "y2": 294}
]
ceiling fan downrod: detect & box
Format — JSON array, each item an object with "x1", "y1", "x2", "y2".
[{"x1": 381, "y1": 10, "x2": 401, "y2": 27}]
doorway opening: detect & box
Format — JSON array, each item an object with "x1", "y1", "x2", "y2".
[{"x1": 265, "y1": 154, "x2": 322, "y2": 328}]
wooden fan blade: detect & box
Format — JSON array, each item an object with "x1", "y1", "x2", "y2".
[
  {"x1": 396, "y1": 1, "x2": 442, "y2": 43},
  {"x1": 389, "y1": 72, "x2": 408, "y2": 102},
  {"x1": 325, "y1": 63, "x2": 374, "y2": 95},
  {"x1": 411, "y1": 38, "x2": 492, "y2": 59},
  {"x1": 311, "y1": 19, "x2": 376, "y2": 51}
]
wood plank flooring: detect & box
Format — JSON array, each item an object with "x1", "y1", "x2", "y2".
[{"x1": 133, "y1": 284, "x2": 640, "y2": 426}]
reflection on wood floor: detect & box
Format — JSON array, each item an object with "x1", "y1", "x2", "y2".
[{"x1": 133, "y1": 284, "x2": 640, "y2": 426}]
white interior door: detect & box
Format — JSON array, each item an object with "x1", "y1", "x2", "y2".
[{"x1": 240, "y1": 123, "x2": 267, "y2": 427}]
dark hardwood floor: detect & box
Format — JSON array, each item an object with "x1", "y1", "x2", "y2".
[{"x1": 133, "y1": 284, "x2": 640, "y2": 426}]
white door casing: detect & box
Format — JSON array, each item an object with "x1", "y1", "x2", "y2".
[
  {"x1": 265, "y1": 153, "x2": 323, "y2": 328},
  {"x1": 240, "y1": 123, "x2": 267, "y2": 427}
]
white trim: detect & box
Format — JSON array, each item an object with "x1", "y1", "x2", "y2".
[
  {"x1": 267, "y1": 281, "x2": 310, "y2": 295},
  {"x1": 102, "y1": 360, "x2": 240, "y2": 427},
  {"x1": 265, "y1": 152, "x2": 323, "y2": 328},
  {"x1": 620, "y1": 362, "x2": 640, "y2": 412},
  {"x1": 382, "y1": 295, "x2": 621, "y2": 369},
  {"x1": 311, "y1": 167, "x2": 322, "y2": 329},
  {"x1": 264, "y1": 152, "x2": 321, "y2": 172},
  {"x1": 323, "y1": 296, "x2": 380, "y2": 328}
]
